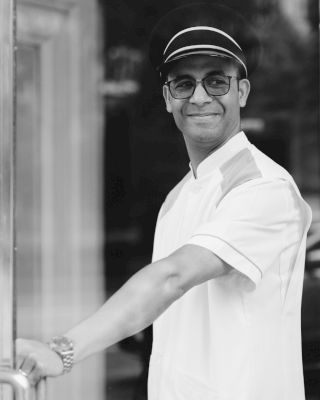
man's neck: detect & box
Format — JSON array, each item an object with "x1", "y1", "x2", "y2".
[{"x1": 186, "y1": 131, "x2": 240, "y2": 178}]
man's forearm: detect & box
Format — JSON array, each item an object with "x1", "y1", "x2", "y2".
[
  {"x1": 16, "y1": 245, "x2": 228, "y2": 380},
  {"x1": 64, "y1": 258, "x2": 182, "y2": 363}
]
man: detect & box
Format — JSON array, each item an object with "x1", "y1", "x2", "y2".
[{"x1": 17, "y1": 4, "x2": 312, "y2": 400}]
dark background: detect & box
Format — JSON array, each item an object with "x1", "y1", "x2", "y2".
[{"x1": 98, "y1": 0, "x2": 319, "y2": 399}]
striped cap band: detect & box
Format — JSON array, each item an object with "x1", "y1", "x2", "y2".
[
  {"x1": 163, "y1": 26, "x2": 242, "y2": 54},
  {"x1": 162, "y1": 26, "x2": 248, "y2": 77}
]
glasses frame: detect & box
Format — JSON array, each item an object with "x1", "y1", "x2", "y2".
[{"x1": 164, "y1": 75, "x2": 239, "y2": 100}]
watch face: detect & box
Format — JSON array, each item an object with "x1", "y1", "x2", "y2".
[{"x1": 52, "y1": 336, "x2": 72, "y2": 351}]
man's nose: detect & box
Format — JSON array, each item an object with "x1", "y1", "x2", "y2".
[{"x1": 189, "y1": 82, "x2": 213, "y2": 104}]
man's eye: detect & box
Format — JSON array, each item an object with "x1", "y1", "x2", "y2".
[
  {"x1": 174, "y1": 80, "x2": 194, "y2": 89},
  {"x1": 206, "y1": 76, "x2": 228, "y2": 86}
]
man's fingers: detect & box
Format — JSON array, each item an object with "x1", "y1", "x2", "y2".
[
  {"x1": 29, "y1": 362, "x2": 45, "y2": 385},
  {"x1": 16, "y1": 338, "x2": 35, "y2": 369},
  {"x1": 19, "y1": 361, "x2": 46, "y2": 385},
  {"x1": 16, "y1": 339, "x2": 45, "y2": 384},
  {"x1": 16, "y1": 338, "x2": 64, "y2": 379},
  {"x1": 16, "y1": 338, "x2": 27, "y2": 369},
  {"x1": 19, "y1": 355, "x2": 36, "y2": 375},
  {"x1": 18, "y1": 352, "x2": 46, "y2": 385}
]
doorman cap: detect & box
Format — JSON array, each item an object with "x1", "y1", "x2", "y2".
[{"x1": 149, "y1": 3, "x2": 261, "y2": 79}]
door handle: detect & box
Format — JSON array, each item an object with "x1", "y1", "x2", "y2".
[{"x1": 0, "y1": 368, "x2": 46, "y2": 400}]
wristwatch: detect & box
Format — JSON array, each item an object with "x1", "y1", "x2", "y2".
[{"x1": 48, "y1": 336, "x2": 74, "y2": 374}]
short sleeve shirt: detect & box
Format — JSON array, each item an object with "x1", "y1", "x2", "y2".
[{"x1": 148, "y1": 132, "x2": 312, "y2": 400}]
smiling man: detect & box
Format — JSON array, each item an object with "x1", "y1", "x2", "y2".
[
  {"x1": 17, "y1": 4, "x2": 312, "y2": 400},
  {"x1": 162, "y1": 56, "x2": 250, "y2": 171}
]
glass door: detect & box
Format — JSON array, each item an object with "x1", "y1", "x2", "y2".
[
  {"x1": 0, "y1": 0, "x2": 30, "y2": 398},
  {"x1": 1, "y1": 1, "x2": 105, "y2": 399}
]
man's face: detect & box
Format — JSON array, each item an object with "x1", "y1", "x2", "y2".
[{"x1": 163, "y1": 55, "x2": 250, "y2": 149}]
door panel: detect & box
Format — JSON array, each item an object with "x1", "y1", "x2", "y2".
[
  {"x1": 14, "y1": 1, "x2": 105, "y2": 399},
  {"x1": 0, "y1": 0, "x2": 15, "y2": 373},
  {"x1": 0, "y1": 0, "x2": 105, "y2": 397},
  {"x1": 0, "y1": 0, "x2": 16, "y2": 399},
  {"x1": 16, "y1": 44, "x2": 42, "y2": 338}
]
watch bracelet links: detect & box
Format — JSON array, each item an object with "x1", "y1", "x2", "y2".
[
  {"x1": 61, "y1": 352, "x2": 73, "y2": 374},
  {"x1": 48, "y1": 337, "x2": 74, "y2": 374}
]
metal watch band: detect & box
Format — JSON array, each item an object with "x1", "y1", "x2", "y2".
[
  {"x1": 48, "y1": 336, "x2": 74, "y2": 374},
  {"x1": 61, "y1": 351, "x2": 73, "y2": 374}
]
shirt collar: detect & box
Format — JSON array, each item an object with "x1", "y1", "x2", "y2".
[{"x1": 189, "y1": 131, "x2": 251, "y2": 180}]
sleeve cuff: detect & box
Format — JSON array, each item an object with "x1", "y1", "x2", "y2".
[{"x1": 187, "y1": 234, "x2": 262, "y2": 286}]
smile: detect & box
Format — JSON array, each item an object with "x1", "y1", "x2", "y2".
[{"x1": 187, "y1": 113, "x2": 220, "y2": 118}]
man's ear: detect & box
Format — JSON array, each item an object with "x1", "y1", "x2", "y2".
[
  {"x1": 163, "y1": 84, "x2": 173, "y2": 113},
  {"x1": 238, "y1": 79, "x2": 251, "y2": 108}
]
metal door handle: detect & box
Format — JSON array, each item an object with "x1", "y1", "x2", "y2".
[{"x1": 0, "y1": 368, "x2": 46, "y2": 400}]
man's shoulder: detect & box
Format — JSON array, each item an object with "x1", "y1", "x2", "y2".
[
  {"x1": 249, "y1": 145, "x2": 293, "y2": 181},
  {"x1": 218, "y1": 143, "x2": 297, "y2": 203}
]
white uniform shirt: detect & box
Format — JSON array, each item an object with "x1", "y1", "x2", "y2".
[{"x1": 148, "y1": 132, "x2": 312, "y2": 400}]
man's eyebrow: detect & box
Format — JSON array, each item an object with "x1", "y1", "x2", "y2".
[{"x1": 205, "y1": 70, "x2": 226, "y2": 76}]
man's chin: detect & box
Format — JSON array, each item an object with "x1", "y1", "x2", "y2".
[
  {"x1": 186, "y1": 121, "x2": 221, "y2": 136},
  {"x1": 184, "y1": 128, "x2": 223, "y2": 144}
]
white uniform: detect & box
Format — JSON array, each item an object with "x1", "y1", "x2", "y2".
[{"x1": 148, "y1": 132, "x2": 312, "y2": 400}]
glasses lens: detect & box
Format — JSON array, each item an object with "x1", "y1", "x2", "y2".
[
  {"x1": 169, "y1": 78, "x2": 195, "y2": 99},
  {"x1": 204, "y1": 75, "x2": 230, "y2": 96}
]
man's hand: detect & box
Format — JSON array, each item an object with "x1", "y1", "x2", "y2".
[{"x1": 16, "y1": 339, "x2": 64, "y2": 384}]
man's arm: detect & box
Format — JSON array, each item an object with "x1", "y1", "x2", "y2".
[{"x1": 17, "y1": 244, "x2": 231, "y2": 381}]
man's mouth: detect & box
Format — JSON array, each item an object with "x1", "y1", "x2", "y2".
[{"x1": 187, "y1": 113, "x2": 220, "y2": 117}]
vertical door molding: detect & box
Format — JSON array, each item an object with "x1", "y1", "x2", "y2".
[
  {"x1": 16, "y1": 0, "x2": 105, "y2": 399},
  {"x1": 0, "y1": 0, "x2": 16, "y2": 369}
]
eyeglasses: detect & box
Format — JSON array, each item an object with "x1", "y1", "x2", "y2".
[{"x1": 165, "y1": 74, "x2": 239, "y2": 99}]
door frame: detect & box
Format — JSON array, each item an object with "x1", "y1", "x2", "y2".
[{"x1": 0, "y1": 0, "x2": 16, "y2": 370}]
